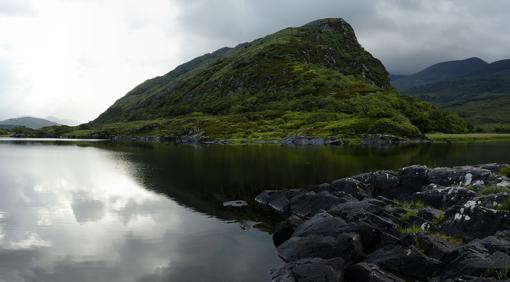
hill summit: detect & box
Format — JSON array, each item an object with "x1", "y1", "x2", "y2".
[{"x1": 90, "y1": 18, "x2": 467, "y2": 139}]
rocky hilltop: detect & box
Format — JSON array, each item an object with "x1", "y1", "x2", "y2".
[
  {"x1": 256, "y1": 163, "x2": 510, "y2": 281},
  {"x1": 84, "y1": 18, "x2": 467, "y2": 140}
]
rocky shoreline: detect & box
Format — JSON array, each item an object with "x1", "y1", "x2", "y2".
[
  {"x1": 106, "y1": 134, "x2": 426, "y2": 146},
  {"x1": 255, "y1": 163, "x2": 510, "y2": 281}
]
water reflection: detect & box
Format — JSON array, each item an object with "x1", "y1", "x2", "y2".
[
  {"x1": 1, "y1": 140, "x2": 510, "y2": 281},
  {"x1": 0, "y1": 143, "x2": 278, "y2": 282}
]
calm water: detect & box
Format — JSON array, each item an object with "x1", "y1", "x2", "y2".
[{"x1": 0, "y1": 140, "x2": 510, "y2": 282}]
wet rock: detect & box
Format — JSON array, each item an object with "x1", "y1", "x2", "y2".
[
  {"x1": 255, "y1": 189, "x2": 302, "y2": 214},
  {"x1": 277, "y1": 234, "x2": 365, "y2": 264},
  {"x1": 443, "y1": 202, "x2": 510, "y2": 240},
  {"x1": 273, "y1": 215, "x2": 305, "y2": 247},
  {"x1": 270, "y1": 257, "x2": 344, "y2": 282},
  {"x1": 289, "y1": 191, "x2": 346, "y2": 218},
  {"x1": 222, "y1": 200, "x2": 248, "y2": 208},
  {"x1": 345, "y1": 262, "x2": 405, "y2": 282},
  {"x1": 366, "y1": 245, "x2": 441, "y2": 279}
]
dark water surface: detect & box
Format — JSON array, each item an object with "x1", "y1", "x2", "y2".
[{"x1": 0, "y1": 139, "x2": 510, "y2": 282}]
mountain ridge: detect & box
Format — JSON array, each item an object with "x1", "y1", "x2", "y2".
[
  {"x1": 393, "y1": 58, "x2": 510, "y2": 131},
  {"x1": 20, "y1": 18, "x2": 469, "y2": 139}
]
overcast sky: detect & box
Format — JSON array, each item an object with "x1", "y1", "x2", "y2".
[{"x1": 0, "y1": 0, "x2": 509, "y2": 123}]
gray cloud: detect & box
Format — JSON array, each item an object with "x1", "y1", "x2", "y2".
[{"x1": 171, "y1": 0, "x2": 510, "y2": 74}]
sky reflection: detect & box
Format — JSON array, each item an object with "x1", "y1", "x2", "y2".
[{"x1": 0, "y1": 143, "x2": 279, "y2": 282}]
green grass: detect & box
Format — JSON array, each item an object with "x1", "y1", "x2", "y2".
[
  {"x1": 426, "y1": 133, "x2": 510, "y2": 142},
  {"x1": 497, "y1": 198, "x2": 510, "y2": 211},
  {"x1": 401, "y1": 201, "x2": 427, "y2": 209},
  {"x1": 499, "y1": 166, "x2": 510, "y2": 177},
  {"x1": 398, "y1": 225, "x2": 423, "y2": 235},
  {"x1": 484, "y1": 268, "x2": 510, "y2": 280},
  {"x1": 478, "y1": 186, "x2": 510, "y2": 195},
  {"x1": 429, "y1": 232, "x2": 463, "y2": 246}
]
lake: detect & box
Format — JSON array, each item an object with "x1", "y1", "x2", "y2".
[{"x1": 0, "y1": 139, "x2": 510, "y2": 282}]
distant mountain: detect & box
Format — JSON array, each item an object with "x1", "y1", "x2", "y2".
[
  {"x1": 0, "y1": 117, "x2": 59, "y2": 129},
  {"x1": 46, "y1": 116, "x2": 81, "y2": 126},
  {"x1": 392, "y1": 57, "x2": 489, "y2": 91},
  {"x1": 394, "y1": 59, "x2": 510, "y2": 131},
  {"x1": 88, "y1": 18, "x2": 467, "y2": 138}
]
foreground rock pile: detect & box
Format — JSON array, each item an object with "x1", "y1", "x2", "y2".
[{"x1": 255, "y1": 164, "x2": 510, "y2": 281}]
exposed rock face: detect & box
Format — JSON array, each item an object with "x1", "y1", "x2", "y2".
[{"x1": 257, "y1": 163, "x2": 510, "y2": 281}]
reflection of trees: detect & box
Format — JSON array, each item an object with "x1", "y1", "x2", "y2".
[{"x1": 86, "y1": 142, "x2": 510, "y2": 224}]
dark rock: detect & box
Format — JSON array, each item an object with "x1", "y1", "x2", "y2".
[
  {"x1": 277, "y1": 234, "x2": 365, "y2": 264},
  {"x1": 362, "y1": 134, "x2": 408, "y2": 145},
  {"x1": 476, "y1": 192, "x2": 510, "y2": 209},
  {"x1": 428, "y1": 167, "x2": 462, "y2": 186},
  {"x1": 397, "y1": 165, "x2": 431, "y2": 195},
  {"x1": 329, "y1": 177, "x2": 368, "y2": 199},
  {"x1": 255, "y1": 189, "x2": 302, "y2": 214},
  {"x1": 222, "y1": 200, "x2": 248, "y2": 208},
  {"x1": 415, "y1": 232, "x2": 455, "y2": 260},
  {"x1": 442, "y1": 242, "x2": 510, "y2": 279},
  {"x1": 289, "y1": 191, "x2": 346, "y2": 218},
  {"x1": 414, "y1": 185, "x2": 476, "y2": 209},
  {"x1": 270, "y1": 257, "x2": 344, "y2": 282},
  {"x1": 328, "y1": 199, "x2": 383, "y2": 221},
  {"x1": 366, "y1": 245, "x2": 442, "y2": 279},
  {"x1": 282, "y1": 136, "x2": 343, "y2": 146},
  {"x1": 477, "y1": 163, "x2": 510, "y2": 174},
  {"x1": 345, "y1": 263, "x2": 405, "y2": 282},
  {"x1": 443, "y1": 202, "x2": 510, "y2": 240},
  {"x1": 417, "y1": 207, "x2": 444, "y2": 222},
  {"x1": 292, "y1": 212, "x2": 347, "y2": 238},
  {"x1": 273, "y1": 215, "x2": 305, "y2": 247}
]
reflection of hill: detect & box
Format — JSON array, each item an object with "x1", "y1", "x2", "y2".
[{"x1": 80, "y1": 142, "x2": 510, "y2": 223}]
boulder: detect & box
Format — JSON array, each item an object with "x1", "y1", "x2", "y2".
[
  {"x1": 292, "y1": 212, "x2": 347, "y2": 238},
  {"x1": 414, "y1": 185, "x2": 476, "y2": 209},
  {"x1": 255, "y1": 189, "x2": 303, "y2": 214},
  {"x1": 277, "y1": 234, "x2": 365, "y2": 264},
  {"x1": 397, "y1": 165, "x2": 431, "y2": 195},
  {"x1": 289, "y1": 191, "x2": 346, "y2": 218},
  {"x1": 329, "y1": 177, "x2": 368, "y2": 199},
  {"x1": 366, "y1": 245, "x2": 442, "y2": 279},
  {"x1": 415, "y1": 232, "x2": 455, "y2": 260},
  {"x1": 443, "y1": 202, "x2": 510, "y2": 240},
  {"x1": 270, "y1": 257, "x2": 344, "y2": 282},
  {"x1": 442, "y1": 242, "x2": 510, "y2": 279},
  {"x1": 273, "y1": 215, "x2": 305, "y2": 247},
  {"x1": 345, "y1": 263, "x2": 405, "y2": 282}
]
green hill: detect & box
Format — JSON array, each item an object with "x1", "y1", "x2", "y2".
[
  {"x1": 0, "y1": 117, "x2": 59, "y2": 129},
  {"x1": 397, "y1": 59, "x2": 510, "y2": 132},
  {"x1": 68, "y1": 19, "x2": 467, "y2": 139}
]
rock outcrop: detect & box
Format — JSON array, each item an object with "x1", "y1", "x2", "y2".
[{"x1": 256, "y1": 163, "x2": 510, "y2": 281}]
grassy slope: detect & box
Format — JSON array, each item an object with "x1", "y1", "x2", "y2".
[{"x1": 22, "y1": 19, "x2": 469, "y2": 140}]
